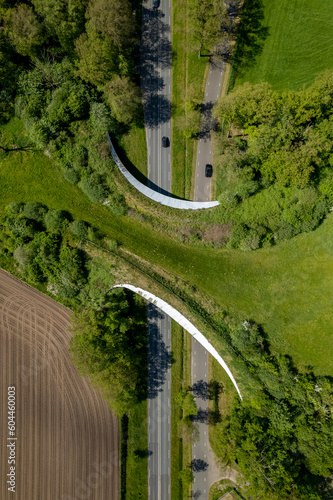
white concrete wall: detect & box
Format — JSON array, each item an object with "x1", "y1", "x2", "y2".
[
  {"x1": 113, "y1": 284, "x2": 242, "y2": 399},
  {"x1": 107, "y1": 134, "x2": 220, "y2": 210}
]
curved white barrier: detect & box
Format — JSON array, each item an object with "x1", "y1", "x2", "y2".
[
  {"x1": 113, "y1": 284, "x2": 242, "y2": 399},
  {"x1": 107, "y1": 134, "x2": 220, "y2": 210}
]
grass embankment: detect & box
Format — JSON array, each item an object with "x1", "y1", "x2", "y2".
[
  {"x1": 2, "y1": 120, "x2": 333, "y2": 376},
  {"x1": 124, "y1": 401, "x2": 148, "y2": 500},
  {"x1": 171, "y1": 0, "x2": 208, "y2": 198},
  {"x1": 234, "y1": 0, "x2": 333, "y2": 91},
  {"x1": 171, "y1": 322, "x2": 192, "y2": 499},
  {"x1": 117, "y1": 124, "x2": 148, "y2": 178}
]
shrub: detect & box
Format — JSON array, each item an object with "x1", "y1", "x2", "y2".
[
  {"x1": 44, "y1": 210, "x2": 68, "y2": 232},
  {"x1": 71, "y1": 220, "x2": 88, "y2": 239},
  {"x1": 80, "y1": 176, "x2": 106, "y2": 202},
  {"x1": 23, "y1": 202, "x2": 46, "y2": 220},
  {"x1": 13, "y1": 246, "x2": 30, "y2": 268},
  {"x1": 8, "y1": 202, "x2": 23, "y2": 214},
  {"x1": 62, "y1": 167, "x2": 80, "y2": 185}
]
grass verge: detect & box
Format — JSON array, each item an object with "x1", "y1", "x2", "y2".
[
  {"x1": 171, "y1": 0, "x2": 208, "y2": 198},
  {"x1": 117, "y1": 123, "x2": 148, "y2": 178},
  {"x1": 171, "y1": 321, "x2": 193, "y2": 499},
  {"x1": 234, "y1": 0, "x2": 333, "y2": 91},
  {"x1": 124, "y1": 401, "x2": 148, "y2": 499}
]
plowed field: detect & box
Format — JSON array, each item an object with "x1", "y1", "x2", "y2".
[{"x1": 0, "y1": 269, "x2": 119, "y2": 500}]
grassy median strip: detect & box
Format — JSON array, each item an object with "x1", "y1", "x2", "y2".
[
  {"x1": 171, "y1": 321, "x2": 193, "y2": 499},
  {"x1": 124, "y1": 401, "x2": 148, "y2": 499},
  {"x1": 171, "y1": 0, "x2": 208, "y2": 198}
]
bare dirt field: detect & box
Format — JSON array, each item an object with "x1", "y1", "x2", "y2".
[{"x1": 0, "y1": 269, "x2": 119, "y2": 500}]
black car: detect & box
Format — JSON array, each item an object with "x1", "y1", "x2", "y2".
[
  {"x1": 205, "y1": 164, "x2": 213, "y2": 177},
  {"x1": 162, "y1": 136, "x2": 169, "y2": 147},
  {"x1": 153, "y1": 0, "x2": 160, "y2": 8}
]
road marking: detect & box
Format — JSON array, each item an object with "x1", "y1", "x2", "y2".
[
  {"x1": 208, "y1": 81, "x2": 210, "y2": 86},
  {"x1": 204, "y1": 478, "x2": 207, "y2": 482}
]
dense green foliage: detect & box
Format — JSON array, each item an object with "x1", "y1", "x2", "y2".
[
  {"x1": 189, "y1": 0, "x2": 231, "y2": 56},
  {"x1": 0, "y1": 0, "x2": 140, "y2": 212},
  {"x1": 213, "y1": 72, "x2": 333, "y2": 249},
  {"x1": 69, "y1": 289, "x2": 147, "y2": 416},
  {"x1": 213, "y1": 320, "x2": 333, "y2": 499},
  {"x1": 0, "y1": 201, "x2": 115, "y2": 305}
]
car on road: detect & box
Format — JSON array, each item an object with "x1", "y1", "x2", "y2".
[
  {"x1": 205, "y1": 164, "x2": 213, "y2": 177},
  {"x1": 162, "y1": 136, "x2": 169, "y2": 147},
  {"x1": 153, "y1": 0, "x2": 160, "y2": 8}
]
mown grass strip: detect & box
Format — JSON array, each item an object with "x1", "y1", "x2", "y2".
[
  {"x1": 170, "y1": 321, "x2": 193, "y2": 499},
  {"x1": 171, "y1": 0, "x2": 208, "y2": 198},
  {"x1": 171, "y1": 321, "x2": 184, "y2": 499},
  {"x1": 235, "y1": 0, "x2": 333, "y2": 91},
  {"x1": 125, "y1": 401, "x2": 148, "y2": 499}
]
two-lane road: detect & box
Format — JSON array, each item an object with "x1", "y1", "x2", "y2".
[
  {"x1": 141, "y1": 0, "x2": 172, "y2": 194},
  {"x1": 194, "y1": 58, "x2": 225, "y2": 201},
  {"x1": 142, "y1": 1, "x2": 173, "y2": 499}
]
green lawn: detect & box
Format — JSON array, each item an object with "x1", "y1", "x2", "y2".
[
  {"x1": 235, "y1": 0, "x2": 333, "y2": 91},
  {"x1": 2, "y1": 120, "x2": 333, "y2": 377}
]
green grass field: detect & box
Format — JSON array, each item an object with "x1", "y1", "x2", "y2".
[
  {"x1": 1, "y1": 119, "x2": 333, "y2": 377},
  {"x1": 235, "y1": 0, "x2": 333, "y2": 91}
]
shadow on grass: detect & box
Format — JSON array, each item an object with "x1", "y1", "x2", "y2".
[{"x1": 229, "y1": 0, "x2": 270, "y2": 89}]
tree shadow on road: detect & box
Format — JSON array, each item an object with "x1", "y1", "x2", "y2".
[
  {"x1": 147, "y1": 304, "x2": 173, "y2": 399},
  {"x1": 140, "y1": 7, "x2": 172, "y2": 128}
]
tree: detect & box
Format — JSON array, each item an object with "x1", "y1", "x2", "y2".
[
  {"x1": 32, "y1": 0, "x2": 88, "y2": 52},
  {"x1": 23, "y1": 202, "x2": 47, "y2": 221},
  {"x1": 189, "y1": 0, "x2": 230, "y2": 56},
  {"x1": 80, "y1": 176, "x2": 106, "y2": 203},
  {"x1": 44, "y1": 209, "x2": 68, "y2": 232},
  {"x1": 69, "y1": 291, "x2": 148, "y2": 415},
  {"x1": 86, "y1": 0, "x2": 135, "y2": 49},
  {"x1": 104, "y1": 76, "x2": 141, "y2": 124},
  {"x1": 9, "y1": 4, "x2": 43, "y2": 56},
  {"x1": 75, "y1": 32, "x2": 118, "y2": 87},
  {"x1": 70, "y1": 220, "x2": 88, "y2": 239}
]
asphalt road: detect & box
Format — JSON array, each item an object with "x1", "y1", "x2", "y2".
[
  {"x1": 148, "y1": 304, "x2": 171, "y2": 500},
  {"x1": 141, "y1": 0, "x2": 172, "y2": 195},
  {"x1": 142, "y1": 1, "x2": 173, "y2": 496},
  {"x1": 192, "y1": 338, "x2": 210, "y2": 499},
  {"x1": 194, "y1": 58, "x2": 225, "y2": 202}
]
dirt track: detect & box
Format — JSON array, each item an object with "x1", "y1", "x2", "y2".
[{"x1": 0, "y1": 269, "x2": 119, "y2": 500}]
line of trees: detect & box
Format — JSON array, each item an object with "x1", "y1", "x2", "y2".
[{"x1": 69, "y1": 289, "x2": 148, "y2": 416}]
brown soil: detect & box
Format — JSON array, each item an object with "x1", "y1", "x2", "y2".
[{"x1": 0, "y1": 269, "x2": 119, "y2": 500}]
